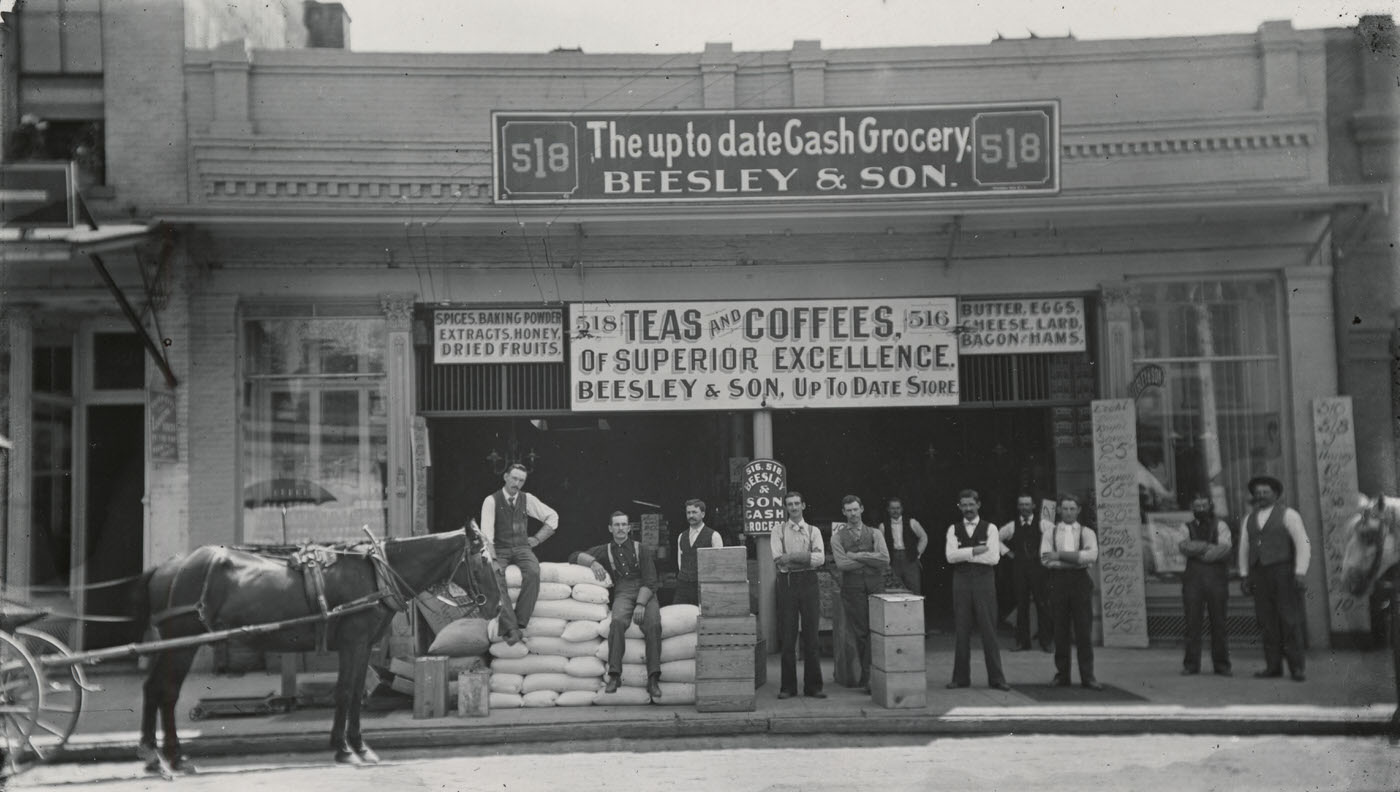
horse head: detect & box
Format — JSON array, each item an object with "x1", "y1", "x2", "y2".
[{"x1": 1342, "y1": 493, "x2": 1400, "y2": 597}]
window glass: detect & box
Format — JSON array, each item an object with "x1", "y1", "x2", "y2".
[
  {"x1": 93, "y1": 332, "x2": 144, "y2": 390},
  {"x1": 241, "y1": 316, "x2": 388, "y2": 544},
  {"x1": 30, "y1": 401, "x2": 74, "y2": 587}
]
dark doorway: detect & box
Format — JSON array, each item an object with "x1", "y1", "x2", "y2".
[
  {"x1": 84, "y1": 404, "x2": 145, "y2": 649},
  {"x1": 773, "y1": 407, "x2": 1053, "y2": 631}
]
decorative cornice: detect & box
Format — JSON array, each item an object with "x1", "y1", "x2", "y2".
[
  {"x1": 1063, "y1": 132, "x2": 1312, "y2": 159},
  {"x1": 380, "y1": 293, "x2": 416, "y2": 328}
]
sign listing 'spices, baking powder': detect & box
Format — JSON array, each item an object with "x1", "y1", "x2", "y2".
[
  {"x1": 569, "y1": 298, "x2": 960, "y2": 412},
  {"x1": 958, "y1": 298, "x2": 1086, "y2": 355},
  {"x1": 434, "y1": 308, "x2": 564, "y2": 364},
  {"x1": 494, "y1": 102, "x2": 1058, "y2": 203}
]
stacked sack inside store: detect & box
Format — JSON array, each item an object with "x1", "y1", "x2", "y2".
[{"x1": 591, "y1": 602, "x2": 700, "y2": 706}]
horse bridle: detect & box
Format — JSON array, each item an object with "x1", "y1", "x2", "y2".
[
  {"x1": 373, "y1": 529, "x2": 489, "y2": 610},
  {"x1": 1358, "y1": 494, "x2": 1391, "y2": 587}
]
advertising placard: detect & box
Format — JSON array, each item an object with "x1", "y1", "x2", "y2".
[
  {"x1": 958, "y1": 297, "x2": 1086, "y2": 355},
  {"x1": 742, "y1": 459, "x2": 787, "y2": 536},
  {"x1": 494, "y1": 102, "x2": 1059, "y2": 203},
  {"x1": 434, "y1": 307, "x2": 564, "y2": 364},
  {"x1": 1313, "y1": 396, "x2": 1367, "y2": 633},
  {"x1": 569, "y1": 297, "x2": 960, "y2": 412},
  {"x1": 1091, "y1": 398, "x2": 1149, "y2": 648}
]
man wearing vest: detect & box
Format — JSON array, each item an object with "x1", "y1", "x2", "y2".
[
  {"x1": 1178, "y1": 494, "x2": 1234, "y2": 676},
  {"x1": 1238, "y1": 475, "x2": 1311, "y2": 682},
  {"x1": 1041, "y1": 494, "x2": 1102, "y2": 690},
  {"x1": 479, "y1": 463, "x2": 559, "y2": 629},
  {"x1": 998, "y1": 493, "x2": 1054, "y2": 653},
  {"x1": 571, "y1": 510, "x2": 663, "y2": 700},
  {"x1": 832, "y1": 494, "x2": 890, "y2": 692},
  {"x1": 944, "y1": 489, "x2": 1012, "y2": 690},
  {"x1": 879, "y1": 496, "x2": 928, "y2": 595},
  {"x1": 674, "y1": 498, "x2": 723, "y2": 606},
  {"x1": 771, "y1": 490, "x2": 827, "y2": 699}
]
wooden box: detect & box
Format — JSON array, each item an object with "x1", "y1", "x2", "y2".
[
  {"x1": 869, "y1": 593, "x2": 924, "y2": 637},
  {"x1": 456, "y1": 669, "x2": 490, "y2": 718},
  {"x1": 696, "y1": 645, "x2": 754, "y2": 679},
  {"x1": 754, "y1": 637, "x2": 767, "y2": 689},
  {"x1": 870, "y1": 633, "x2": 926, "y2": 674},
  {"x1": 695, "y1": 678, "x2": 756, "y2": 712},
  {"x1": 412, "y1": 656, "x2": 450, "y2": 719},
  {"x1": 870, "y1": 667, "x2": 926, "y2": 709},
  {"x1": 697, "y1": 547, "x2": 749, "y2": 582},
  {"x1": 699, "y1": 580, "x2": 751, "y2": 617},
  {"x1": 697, "y1": 614, "x2": 758, "y2": 647}
]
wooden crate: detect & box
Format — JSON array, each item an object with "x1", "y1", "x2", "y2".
[
  {"x1": 695, "y1": 677, "x2": 756, "y2": 712},
  {"x1": 699, "y1": 580, "x2": 751, "y2": 617},
  {"x1": 869, "y1": 593, "x2": 924, "y2": 637},
  {"x1": 870, "y1": 667, "x2": 926, "y2": 709},
  {"x1": 696, "y1": 645, "x2": 754, "y2": 679},
  {"x1": 870, "y1": 633, "x2": 926, "y2": 674},
  {"x1": 456, "y1": 669, "x2": 490, "y2": 718},
  {"x1": 697, "y1": 614, "x2": 757, "y2": 647},
  {"x1": 697, "y1": 547, "x2": 748, "y2": 582},
  {"x1": 412, "y1": 656, "x2": 450, "y2": 719},
  {"x1": 754, "y1": 637, "x2": 767, "y2": 689}
]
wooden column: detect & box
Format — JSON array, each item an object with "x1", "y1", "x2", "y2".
[
  {"x1": 381, "y1": 293, "x2": 416, "y2": 538},
  {"x1": 751, "y1": 409, "x2": 777, "y2": 650},
  {"x1": 4, "y1": 305, "x2": 34, "y2": 592}
]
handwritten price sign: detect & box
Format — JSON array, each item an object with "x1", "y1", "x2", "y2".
[
  {"x1": 1313, "y1": 397, "x2": 1367, "y2": 633},
  {"x1": 1091, "y1": 399, "x2": 1149, "y2": 647}
]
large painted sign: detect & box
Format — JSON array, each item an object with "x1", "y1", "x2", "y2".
[
  {"x1": 958, "y1": 297, "x2": 1086, "y2": 355},
  {"x1": 569, "y1": 298, "x2": 960, "y2": 411},
  {"x1": 494, "y1": 102, "x2": 1059, "y2": 203},
  {"x1": 434, "y1": 307, "x2": 564, "y2": 364},
  {"x1": 0, "y1": 162, "x2": 76, "y2": 228},
  {"x1": 1091, "y1": 398, "x2": 1149, "y2": 648}
]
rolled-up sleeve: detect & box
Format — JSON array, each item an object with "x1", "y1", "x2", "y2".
[
  {"x1": 1077, "y1": 528, "x2": 1098, "y2": 565},
  {"x1": 479, "y1": 495, "x2": 497, "y2": 553},
  {"x1": 525, "y1": 494, "x2": 559, "y2": 534},
  {"x1": 808, "y1": 528, "x2": 826, "y2": 569}
]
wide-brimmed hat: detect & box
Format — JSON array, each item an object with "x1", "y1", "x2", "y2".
[{"x1": 1247, "y1": 475, "x2": 1284, "y2": 496}]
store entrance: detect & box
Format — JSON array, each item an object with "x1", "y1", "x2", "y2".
[
  {"x1": 427, "y1": 413, "x2": 743, "y2": 586},
  {"x1": 773, "y1": 407, "x2": 1054, "y2": 631}
]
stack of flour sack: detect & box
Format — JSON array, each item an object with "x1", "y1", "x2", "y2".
[{"x1": 486, "y1": 561, "x2": 701, "y2": 708}]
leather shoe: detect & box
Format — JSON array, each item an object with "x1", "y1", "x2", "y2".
[
  {"x1": 646, "y1": 676, "x2": 662, "y2": 700},
  {"x1": 946, "y1": 681, "x2": 970, "y2": 689},
  {"x1": 805, "y1": 690, "x2": 827, "y2": 699},
  {"x1": 991, "y1": 681, "x2": 1012, "y2": 692},
  {"x1": 1082, "y1": 679, "x2": 1104, "y2": 691},
  {"x1": 1214, "y1": 668, "x2": 1233, "y2": 677},
  {"x1": 1181, "y1": 668, "x2": 1199, "y2": 676},
  {"x1": 1051, "y1": 675, "x2": 1071, "y2": 687},
  {"x1": 1040, "y1": 643, "x2": 1053, "y2": 653},
  {"x1": 1253, "y1": 669, "x2": 1283, "y2": 679},
  {"x1": 776, "y1": 690, "x2": 796, "y2": 700},
  {"x1": 1290, "y1": 670, "x2": 1306, "y2": 682},
  {"x1": 604, "y1": 676, "x2": 620, "y2": 694}
]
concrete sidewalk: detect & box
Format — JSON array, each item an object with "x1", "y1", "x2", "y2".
[{"x1": 35, "y1": 636, "x2": 1400, "y2": 764}]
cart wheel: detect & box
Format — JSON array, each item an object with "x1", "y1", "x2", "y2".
[
  {"x1": 0, "y1": 631, "x2": 44, "y2": 776},
  {"x1": 14, "y1": 628, "x2": 86, "y2": 754}
]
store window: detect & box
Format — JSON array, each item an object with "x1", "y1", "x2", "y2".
[
  {"x1": 31, "y1": 344, "x2": 74, "y2": 587},
  {"x1": 240, "y1": 315, "x2": 388, "y2": 545},
  {"x1": 1130, "y1": 279, "x2": 1284, "y2": 582}
]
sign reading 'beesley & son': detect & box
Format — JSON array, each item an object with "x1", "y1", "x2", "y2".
[
  {"x1": 494, "y1": 102, "x2": 1059, "y2": 203},
  {"x1": 569, "y1": 298, "x2": 960, "y2": 412}
]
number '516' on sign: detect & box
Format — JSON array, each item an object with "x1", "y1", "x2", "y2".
[{"x1": 971, "y1": 110, "x2": 1053, "y2": 187}]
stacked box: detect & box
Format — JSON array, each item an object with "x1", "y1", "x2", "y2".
[
  {"x1": 868, "y1": 593, "x2": 926, "y2": 709},
  {"x1": 695, "y1": 547, "x2": 757, "y2": 712},
  {"x1": 412, "y1": 656, "x2": 450, "y2": 719}
]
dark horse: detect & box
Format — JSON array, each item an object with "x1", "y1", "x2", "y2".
[
  {"x1": 131, "y1": 527, "x2": 506, "y2": 773},
  {"x1": 1340, "y1": 493, "x2": 1400, "y2": 741}
]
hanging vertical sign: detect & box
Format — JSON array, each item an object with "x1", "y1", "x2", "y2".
[
  {"x1": 1091, "y1": 398, "x2": 1149, "y2": 648},
  {"x1": 742, "y1": 459, "x2": 787, "y2": 536},
  {"x1": 149, "y1": 389, "x2": 178, "y2": 465},
  {"x1": 1313, "y1": 396, "x2": 1367, "y2": 633}
]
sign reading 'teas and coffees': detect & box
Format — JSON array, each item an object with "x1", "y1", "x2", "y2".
[
  {"x1": 569, "y1": 298, "x2": 960, "y2": 412},
  {"x1": 494, "y1": 102, "x2": 1059, "y2": 203}
]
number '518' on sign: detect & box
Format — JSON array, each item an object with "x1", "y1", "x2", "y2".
[{"x1": 971, "y1": 110, "x2": 1053, "y2": 187}]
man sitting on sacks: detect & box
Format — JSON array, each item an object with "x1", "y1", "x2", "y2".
[{"x1": 570, "y1": 510, "x2": 664, "y2": 700}]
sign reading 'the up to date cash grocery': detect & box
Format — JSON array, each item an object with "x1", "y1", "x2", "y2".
[
  {"x1": 569, "y1": 298, "x2": 960, "y2": 412},
  {"x1": 494, "y1": 102, "x2": 1058, "y2": 203}
]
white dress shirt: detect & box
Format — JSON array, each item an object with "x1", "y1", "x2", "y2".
[
  {"x1": 1237, "y1": 505, "x2": 1311, "y2": 577},
  {"x1": 677, "y1": 524, "x2": 724, "y2": 559},
  {"x1": 1040, "y1": 522, "x2": 1098, "y2": 569},
  {"x1": 771, "y1": 519, "x2": 825, "y2": 573},
  {"x1": 478, "y1": 489, "x2": 559, "y2": 558},
  {"x1": 945, "y1": 518, "x2": 1001, "y2": 566}
]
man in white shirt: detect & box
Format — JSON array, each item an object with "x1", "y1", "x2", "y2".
[
  {"x1": 1040, "y1": 494, "x2": 1101, "y2": 690},
  {"x1": 478, "y1": 463, "x2": 559, "y2": 628},
  {"x1": 771, "y1": 491, "x2": 827, "y2": 699},
  {"x1": 1238, "y1": 475, "x2": 1311, "y2": 682},
  {"x1": 880, "y1": 496, "x2": 928, "y2": 595},
  {"x1": 944, "y1": 489, "x2": 1010, "y2": 691},
  {"x1": 998, "y1": 493, "x2": 1053, "y2": 652},
  {"x1": 674, "y1": 498, "x2": 723, "y2": 605}
]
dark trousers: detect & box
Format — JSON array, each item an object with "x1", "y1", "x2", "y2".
[
  {"x1": 1250, "y1": 561, "x2": 1305, "y2": 673},
  {"x1": 608, "y1": 579, "x2": 661, "y2": 677},
  {"x1": 494, "y1": 544, "x2": 541, "y2": 627},
  {"x1": 950, "y1": 565, "x2": 1006, "y2": 686},
  {"x1": 841, "y1": 569, "x2": 885, "y2": 684},
  {"x1": 1046, "y1": 568, "x2": 1094, "y2": 682},
  {"x1": 776, "y1": 570, "x2": 823, "y2": 695},
  {"x1": 673, "y1": 577, "x2": 699, "y2": 606},
  {"x1": 1182, "y1": 563, "x2": 1231, "y2": 672},
  {"x1": 1010, "y1": 561, "x2": 1050, "y2": 649},
  {"x1": 890, "y1": 548, "x2": 921, "y2": 594}
]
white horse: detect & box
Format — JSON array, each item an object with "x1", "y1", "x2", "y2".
[{"x1": 1340, "y1": 493, "x2": 1400, "y2": 739}]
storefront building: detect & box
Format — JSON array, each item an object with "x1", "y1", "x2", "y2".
[{"x1": 3, "y1": 2, "x2": 1396, "y2": 655}]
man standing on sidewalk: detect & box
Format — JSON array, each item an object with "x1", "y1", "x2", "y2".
[
  {"x1": 1041, "y1": 494, "x2": 1102, "y2": 690},
  {"x1": 832, "y1": 494, "x2": 890, "y2": 693},
  {"x1": 479, "y1": 463, "x2": 559, "y2": 629},
  {"x1": 571, "y1": 511, "x2": 663, "y2": 700},
  {"x1": 1238, "y1": 475, "x2": 1311, "y2": 682},
  {"x1": 879, "y1": 496, "x2": 928, "y2": 595},
  {"x1": 944, "y1": 489, "x2": 1011, "y2": 691},
  {"x1": 999, "y1": 493, "x2": 1053, "y2": 653},
  {"x1": 1179, "y1": 494, "x2": 1233, "y2": 676},
  {"x1": 674, "y1": 498, "x2": 723, "y2": 606},
  {"x1": 771, "y1": 491, "x2": 826, "y2": 700}
]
